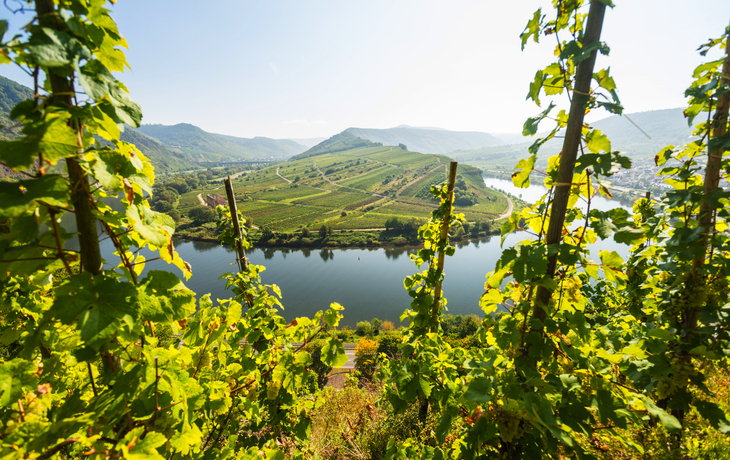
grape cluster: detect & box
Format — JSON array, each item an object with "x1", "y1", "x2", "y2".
[
  {"x1": 654, "y1": 353, "x2": 697, "y2": 399},
  {"x1": 498, "y1": 417, "x2": 523, "y2": 444},
  {"x1": 558, "y1": 355, "x2": 574, "y2": 374}
]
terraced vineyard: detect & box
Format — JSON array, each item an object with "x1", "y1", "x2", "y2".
[{"x1": 177, "y1": 140, "x2": 510, "y2": 232}]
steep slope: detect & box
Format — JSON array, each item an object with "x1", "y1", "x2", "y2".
[
  {"x1": 225, "y1": 141, "x2": 507, "y2": 233},
  {"x1": 345, "y1": 126, "x2": 504, "y2": 154},
  {"x1": 137, "y1": 123, "x2": 307, "y2": 160},
  {"x1": 119, "y1": 128, "x2": 194, "y2": 173},
  {"x1": 0, "y1": 75, "x2": 34, "y2": 141},
  {"x1": 289, "y1": 131, "x2": 381, "y2": 160}
]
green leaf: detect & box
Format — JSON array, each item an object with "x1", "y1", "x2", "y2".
[
  {"x1": 641, "y1": 396, "x2": 682, "y2": 432},
  {"x1": 0, "y1": 112, "x2": 79, "y2": 169},
  {"x1": 512, "y1": 154, "x2": 537, "y2": 188},
  {"x1": 0, "y1": 175, "x2": 69, "y2": 220},
  {"x1": 575, "y1": 151, "x2": 631, "y2": 176},
  {"x1": 464, "y1": 377, "x2": 492, "y2": 403},
  {"x1": 51, "y1": 272, "x2": 138, "y2": 352},
  {"x1": 694, "y1": 400, "x2": 730, "y2": 433},
  {"x1": 585, "y1": 130, "x2": 611, "y2": 153},
  {"x1": 520, "y1": 9, "x2": 543, "y2": 50},
  {"x1": 321, "y1": 338, "x2": 348, "y2": 368},
  {"x1": 78, "y1": 60, "x2": 142, "y2": 127},
  {"x1": 523, "y1": 102, "x2": 555, "y2": 136},
  {"x1": 0, "y1": 359, "x2": 37, "y2": 408},
  {"x1": 323, "y1": 308, "x2": 341, "y2": 327},
  {"x1": 435, "y1": 405, "x2": 459, "y2": 443},
  {"x1": 295, "y1": 351, "x2": 313, "y2": 366},
  {"x1": 137, "y1": 270, "x2": 196, "y2": 322}
]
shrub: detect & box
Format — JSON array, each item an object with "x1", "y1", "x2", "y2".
[
  {"x1": 355, "y1": 338, "x2": 378, "y2": 381},
  {"x1": 303, "y1": 340, "x2": 332, "y2": 389},
  {"x1": 377, "y1": 332, "x2": 402, "y2": 359},
  {"x1": 381, "y1": 320, "x2": 395, "y2": 331},
  {"x1": 188, "y1": 205, "x2": 217, "y2": 224},
  {"x1": 355, "y1": 321, "x2": 374, "y2": 337}
]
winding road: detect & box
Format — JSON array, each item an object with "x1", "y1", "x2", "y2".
[{"x1": 497, "y1": 195, "x2": 514, "y2": 219}]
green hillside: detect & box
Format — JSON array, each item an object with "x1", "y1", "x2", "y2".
[
  {"x1": 182, "y1": 141, "x2": 508, "y2": 233},
  {"x1": 451, "y1": 107, "x2": 694, "y2": 170},
  {"x1": 0, "y1": 75, "x2": 34, "y2": 142},
  {"x1": 118, "y1": 128, "x2": 198, "y2": 173},
  {"x1": 346, "y1": 125, "x2": 504, "y2": 154},
  {"x1": 290, "y1": 131, "x2": 382, "y2": 160},
  {"x1": 137, "y1": 123, "x2": 307, "y2": 161}
]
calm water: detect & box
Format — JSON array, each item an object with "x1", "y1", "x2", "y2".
[{"x1": 96, "y1": 178, "x2": 633, "y2": 327}]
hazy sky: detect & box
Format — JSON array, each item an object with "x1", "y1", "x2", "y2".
[{"x1": 1, "y1": 1, "x2": 728, "y2": 140}]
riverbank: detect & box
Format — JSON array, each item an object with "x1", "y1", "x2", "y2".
[{"x1": 175, "y1": 225, "x2": 502, "y2": 250}]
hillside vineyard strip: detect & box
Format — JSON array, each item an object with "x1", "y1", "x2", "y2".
[{"x1": 177, "y1": 145, "x2": 510, "y2": 232}]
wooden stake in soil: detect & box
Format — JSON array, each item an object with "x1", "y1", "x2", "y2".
[
  {"x1": 533, "y1": 0, "x2": 607, "y2": 324},
  {"x1": 431, "y1": 161, "x2": 459, "y2": 331},
  {"x1": 224, "y1": 176, "x2": 248, "y2": 273}
]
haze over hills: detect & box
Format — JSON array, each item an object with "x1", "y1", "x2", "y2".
[
  {"x1": 287, "y1": 137, "x2": 327, "y2": 148},
  {"x1": 0, "y1": 75, "x2": 308, "y2": 173},
  {"x1": 344, "y1": 126, "x2": 504, "y2": 154},
  {"x1": 137, "y1": 124, "x2": 307, "y2": 161},
  {"x1": 450, "y1": 108, "x2": 694, "y2": 169}
]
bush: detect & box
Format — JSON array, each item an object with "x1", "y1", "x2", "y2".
[
  {"x1": 377, "y1": 332, "x2": 402, "y2": 359},
  {"x1": 355, "y1": 321, "x2": 374, "y2": 337},
  {"x1": 371, "y1": 318, "x2": 382, "y2": 330},
  {"x1": 381, "y1": 320, "x2": 395, "y2": 331},
  {"x1": 355, "y1": 338, "x2": 378, "y2": 381},
  {"x1": 303, "y1": 340, "x2": 332, "y2": 389},
  {"x1": 188, "y1": 205, "x2": 217, "y2": 224}
]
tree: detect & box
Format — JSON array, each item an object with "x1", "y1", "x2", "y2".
[
  {"x1": 188, "y1": 205, "x2": 217, "y2": 224},
  {"x1": 319, "y1": 225, "x2": 328, "y2": 238},
  {"x1": 398, "y1": 143, "x2": 407, "y2": 150},
  {"x1": 154, "y1": 200, "x2": 172, "y2": 212},
  {"x1": 384, "y1": 217, "x2": 402, "y2": 232}
]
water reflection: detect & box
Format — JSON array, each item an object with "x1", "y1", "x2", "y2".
[
  {"x1": 319, "y1": 249, "x2": 334, "y2": 262},
  {"x1": 191, "y1": 240, "x2": 221, "y2": 253},
  {"x1": 383, "y1": 246, "x2": 417, "y2": 260}
]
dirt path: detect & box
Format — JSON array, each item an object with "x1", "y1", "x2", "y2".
[
  {"x1": 276, "y1": 167, "x2": 292, "y2": 183},
  {"x1": 395, "y1": 164, "x2": 441, "y2": 197},
  {"x1": 196, "y1": 193, "x2": 206, "y2": 206},
  {"x1": 497, "y1": 195, "x2": 514, "y2": 219},
  {"x1": 312, "y1": 161, "x2": 386, "y2": 198}
]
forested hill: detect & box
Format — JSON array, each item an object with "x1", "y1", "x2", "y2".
[
  {"x1": 0, "y1": 75, "x2": 34, "y2": 115},
  {"x1": 345, "y1": 126, "x2": 505, "y2": 154},
  {"x1": 137, "y1": 124, "x2": 307, "y2": 161}
]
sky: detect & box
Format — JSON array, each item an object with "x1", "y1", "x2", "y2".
[{"x1": 1, "y1": 0, "x2": 729, "y2": 140}]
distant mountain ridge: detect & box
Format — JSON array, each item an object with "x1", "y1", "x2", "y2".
[
  {"x1": 450, "y1": 108, "x2": 694, "y2": 168},
  {"x1": 344, "y1": 126, "x2": 504, "y2": 154},
  {"x1": 0, "y1": 75, "x2": 307, "y2": 173},
  {"x1": 137, "y1": 124, "x2": 307, "y2": 161}
]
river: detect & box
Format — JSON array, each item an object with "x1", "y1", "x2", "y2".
[{"x1": 98, "y1": 178, "x2": 633, "y2": 327}]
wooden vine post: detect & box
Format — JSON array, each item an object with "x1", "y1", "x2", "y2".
[
  {"x1": 36, "y1": 0, "x2": 102, "y2": 275},
  {"x1": 687, "y1": 29, "x2": 730, "y2": 332},
  {"x1": 224, "y1": 176, "x2": 248, "y2": 273},
  {"x1": 533, "y1": 0, "x2": 607, "y2": 324},
  {"x1": 431, "y1": 160, "x2": 458, "y2": 332}
]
